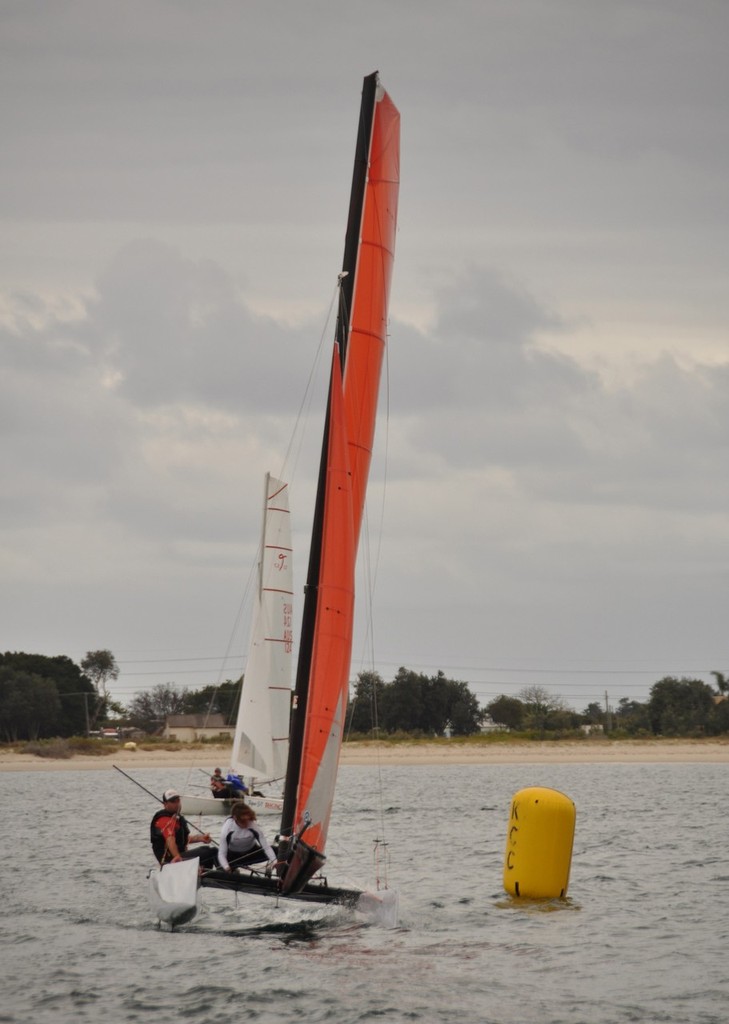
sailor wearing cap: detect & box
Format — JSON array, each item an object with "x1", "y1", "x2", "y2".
[{"x1": 150, "y1": 789, "x2": 217, "y2": 868}]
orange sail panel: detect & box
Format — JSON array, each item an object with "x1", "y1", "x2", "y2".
[
  {"x1": 279, "y1": 74, "x2": 400, "y2": 896},
  {"x1": 292, "y1": 345, "x2": 355, "y2": 853},
  {"x1": 342, "y1": 85, "x2": 401, "y2": 550}
]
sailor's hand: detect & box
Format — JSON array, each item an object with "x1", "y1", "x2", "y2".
[
  {"x1": 172, "y1": 855, "x2": 182, "y2": 863},
  {"x1": 201, "y1": 833, "x2": 211, "y2": 843}
]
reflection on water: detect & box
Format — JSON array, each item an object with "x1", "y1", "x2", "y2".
[
  {"x1": 1, "y1": 761, "x2": 728, "y2": 1023},
  {"x1": 493, "y1": 895, "x2": 581, "y2": 913}
]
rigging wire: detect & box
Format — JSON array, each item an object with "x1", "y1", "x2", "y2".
[
  {"x1": 279, "y1": 279, "x2": 340, "y2": 486},
  {"x1": 178, "y1": 286, "x2": 340, "y2": 796}
]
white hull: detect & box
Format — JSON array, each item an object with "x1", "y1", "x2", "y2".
[
  {"x1": 182, "y1": 793, "x2": 283, "y2": 816},
  {"x1": 148, "y1": 859, "x2": 200, "y2": 927}
]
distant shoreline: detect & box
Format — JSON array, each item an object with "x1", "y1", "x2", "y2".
[{"x1": 1, "y1": 737, "x2": 728, "y2": 771}]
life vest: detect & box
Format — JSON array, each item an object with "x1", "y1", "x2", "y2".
[
  {"x1": 150, "y1": 809, "x2": 190, "y2": 863},
  {"x1": 222, "y1": 820, "x2": 261, "y2": 856}
]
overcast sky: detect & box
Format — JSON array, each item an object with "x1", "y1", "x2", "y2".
[{"x1": 2, "y1": 0, "x2": 727, "y2": 714}]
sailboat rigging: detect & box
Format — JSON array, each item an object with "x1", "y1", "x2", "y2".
[
  {"x1": 278, "y1": 69, "x2": 399, "y2": 896},
  {"x1": 152, "y1": 71, "x2": 400, "y2": 925}
]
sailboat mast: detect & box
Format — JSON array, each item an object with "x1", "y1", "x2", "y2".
[
  {"x1": 280, "y1": 73, "x2": 379, "y2": 838},
  {"x1": 279, "y1": 408, "x2": 328, "y2": 836},
  {"x1": 336, "y1": 71, "x2": 378, "y2": 371}
]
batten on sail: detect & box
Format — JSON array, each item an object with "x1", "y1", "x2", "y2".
[
  {"x1": 231, "y1": 474, "x2": 293, "y2": 784},
  {"x1": 342, "y1": 84, "x2": 400, "y2": 550}
]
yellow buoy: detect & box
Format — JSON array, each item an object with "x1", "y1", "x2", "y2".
[{"x1": 503, "y1": 786, "x2": 575, "y2": 898}]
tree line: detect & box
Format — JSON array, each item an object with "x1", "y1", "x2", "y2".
[
  {"x1": 0, "y1": 650, "x2": 118, "y2": 741},
  {"x1": 1, "y1": 649, "x2": 728, "y2": 741},
  {"x1": 347, "y1": 668, "x2": 483, "y2": 736},
  {"x1": 485, "y1": 675, "x2": 729, "y2": 738},
  {"x1": 0, "y1": 650, "x2": 244, "y2": 740}
]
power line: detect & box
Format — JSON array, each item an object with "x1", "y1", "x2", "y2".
[{"x1": 112, "y1": 654, "x2": 720, "y2": 677}]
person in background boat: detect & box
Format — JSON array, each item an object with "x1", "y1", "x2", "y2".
[
  {"x1": 208, "y1": 766, "x2": 243, "y2": 799},
  {"x1": 210, "y1": 774, "x2": 234, "y2": 799},
  {"x1": 225, "y1": 771, "x2": 249, "y2": 797},
  {"x1": 150, "y1": 790, "x2": 218, "y2": 868},
  {"x1": 218, "y1": 801, "x2": 277, "y2": 873}
]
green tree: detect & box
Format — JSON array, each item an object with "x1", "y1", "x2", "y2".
[
  {"x1": 347, "y1": 671, "x2": 386, "y2": 734},
  {"x1": 423, "y1": 671, "x2": 451, "y2": 735},
  {"x1": 486, "y1": 695, "x2": 525, "y2": 730},
  {"x1": 380, "y1": 668, "x2": 429, "y2": 733},
  {"x1": 518, "y1": 685, "x2": 569, "y2": 734},
  {"x1": 0, "y1": 668, "x2": 61, "y2": 741},
  {"x1": 0, "y1": 652, "x2": 96, "y2": 736},
  {"x1": 647, "y1": 677, "x2": 715, "y2": 736},
  {"x1": 377, "y1": 668, "x2": 483, "y2": 736},
  {"x1": 582, "y1": 702, "x2": 604, "y2": 725},
  {"x1": 443, "y1": 677, "x2": 483, "y2": 735},
  {"x1": 81, "y1": 650, "x2": 119, "y2": 726},
  {"x1": 708, "y1": 697, "x2": 729, "y2": 735},
  {"x1": 614, "y1": 697, "x2": 650, "y2": 735},
  {"x1": 182, "y1": 679, "x2": 242, "y2": 723},
  {"x1": 126, "y1": 683, "x2": 189, "y2": 733},
  {"x1": 710, "y1": 671, "x2": 729, "y2": 696}
]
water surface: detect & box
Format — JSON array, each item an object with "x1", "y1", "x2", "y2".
[{"x1": 2, "y1": 761, "x2": 726, "y2": 1022}]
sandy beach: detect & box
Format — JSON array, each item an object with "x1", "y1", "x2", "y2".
[{"x1": 1, "y1": 738, "x2": 728, "y2": 771}]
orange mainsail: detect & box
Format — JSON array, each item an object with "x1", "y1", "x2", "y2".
[
  {"x1": 342, "y1": 85, "x2": 400, "y2": 550},
  {"x1": 290, "y1": 346, "x2": 354, "y2": 856},
  {"x1": 280, "y1": 73, "x2": 400, "y2": 894}
]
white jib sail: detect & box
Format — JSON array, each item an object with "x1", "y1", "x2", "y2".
[{"x1": 231, "y1": 474, "x2": 293, "y2": 784}]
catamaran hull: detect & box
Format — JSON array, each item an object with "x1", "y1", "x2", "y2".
[
  {"x1": 181, "y1": 793, "x2": 283, "y2": 816},
  {"x1": 200, "y1": 867, "x2": 360, "y2": 905},
  {"x1": 200, "y1": 869, "x2": 398, "y2": 926},
  {"x1": 148, "y1": 860, "x2": 200, "y2": 927},
  {"x1": 148, "y1": 861, "x2": 397, "y2": 929}
]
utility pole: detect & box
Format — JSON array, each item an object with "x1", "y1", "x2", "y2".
[{"x1": 604, "y1": 690, "x2": 612, "y2": 733}]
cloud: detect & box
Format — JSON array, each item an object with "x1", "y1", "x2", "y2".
[
  {"x1": 1, "y1": 241, "x2": 727, "y2": 705},
  {"x1": 2, "y1": 2, "x2": 728, "y2": 706},
  {"x1": 386, "y1": 267, "x2": 729, "y2": 519},
  {"x1": 0, "y1": 240, "x2": 324, "y2": 556},
  {"x1": 89, "y1": 239, "x2": 314, "y2": 411}
]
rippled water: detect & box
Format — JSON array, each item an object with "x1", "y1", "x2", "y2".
[{"x1": 2, "y1": 759, "x2": 727, "y2": 1023}]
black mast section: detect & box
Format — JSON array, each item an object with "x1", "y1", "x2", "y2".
[{"x1": 280, "y1": 73, "x2": 378, "y2": 838}]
